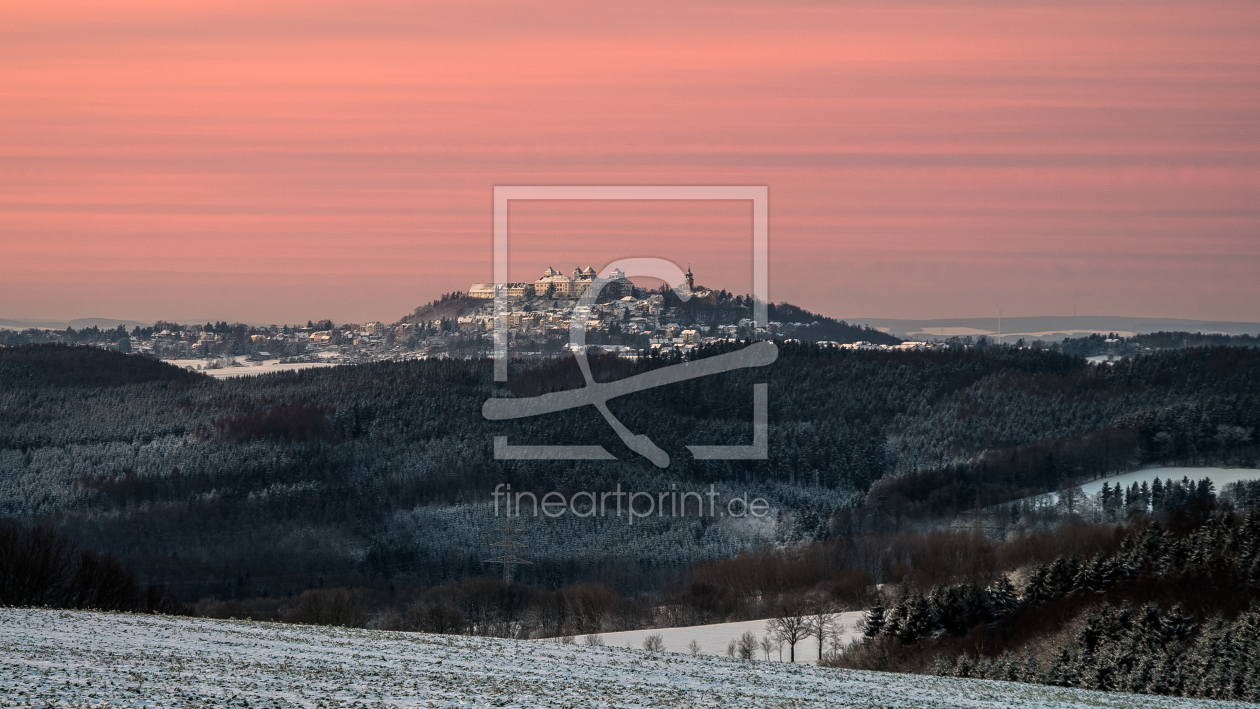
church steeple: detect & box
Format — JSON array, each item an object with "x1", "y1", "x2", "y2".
[{"x1": 684, "y1": 264, "x2": 694, "y2": 294}]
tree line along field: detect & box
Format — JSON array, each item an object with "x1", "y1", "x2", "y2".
[
  {"x1": 0, "y1": 342, "x2": 1256, "y2": 600},
  {"x1": 1, "y1": 607, "x2": 1250, "y2": 709},
  {"x1": 7, "y1": 472, "x2": 1260, "y2": 702}
]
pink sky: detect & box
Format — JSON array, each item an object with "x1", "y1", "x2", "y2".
[{"x1": 1, "y1": 0, "x2": 1257, "y2": 325}]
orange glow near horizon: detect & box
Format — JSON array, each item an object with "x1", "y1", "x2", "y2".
[{"x1": 1, "y1": 1, "x2": 1258, "y2": 324}]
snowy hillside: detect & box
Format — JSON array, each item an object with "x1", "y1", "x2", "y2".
[
  {"x1": 0, "y1": 608, "x2": 1249, "y2": 708},
  {"x1": 1072, "y1": 467, "x2": 1260, "y2": 498},
  {"x1": 1014, "y1": 466, "x2": 1260, "y2": 507},
  {"x1": 570, "y1": 612, "x2": 867, "y2": 663}
]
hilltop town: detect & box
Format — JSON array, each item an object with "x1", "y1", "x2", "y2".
[
  {"x1": 0, "y1": 266, "x2": 911, "y2": 374},
  {"x1": 452, "y1": 264, "x2": 749, "y2": 357},
  {"x1": 439, "y1": 265, "x2": 915, "y2": 358}
]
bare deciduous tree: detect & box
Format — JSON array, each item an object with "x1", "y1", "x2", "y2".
[
  {"x1": 642, "y1": 633, "x2": 665, "y2": 652},
  {"x1": 687, "y1": 639, "x2": 701, "y2": 657},
  {"x1": 767, "y1": 603, "x2": 810, "y2": 663},
  {"x1": 828, "y1": 624, "x2": 848, "y2": 658},
  {"x1": 806, "y1": 605, "x2": 840, "y2": 662},
  {"x1": 736, "y1": 631, "x2": 757, "y2": 660},
  {"x1": 759, "y1": 635, "x2": 774, "y2": 660},
  {"x1": 1058, "y1": 481, "x2": 1086, "y2": 517}
]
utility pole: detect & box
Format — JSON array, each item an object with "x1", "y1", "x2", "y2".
[
  {"x1": 485, "y1": 519, "x2": 531, "y2": 585},
  {"x1": 959, "y1": 489, "x2": 1000, "y2": 539},
  {"x1": 972, "y1": 490, "x2": 982, "y2": 539}
]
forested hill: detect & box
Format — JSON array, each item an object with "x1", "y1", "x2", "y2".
[
  {"x1": 658, "y1": 290, "x2": 903, "y2": 345},
  {"x1": 0, "y1": 343, "x2": 202, "y2": 388},
  {"x1": 401, "y1": 291, "x2": 479, "y2": 325},
  {"x1": 0, "y1": 343, "x2": 1256, "y2": 599},
  {"x1": 764, "y1": 302, "x2": 901, "y2": 345}
]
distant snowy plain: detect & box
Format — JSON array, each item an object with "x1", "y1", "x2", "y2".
[
  {"x1": 1, "y1": 608, "x2": 1249, "y2": 708},
  {"x1": 166, "y1": 357, "x2": 338, "y2": 379}
]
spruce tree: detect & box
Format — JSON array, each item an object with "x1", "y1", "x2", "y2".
[
  {"x1": 986, "y1": 575, "x2": 1020, "y2": 618},
  {"x1": 1073, "y1": 554, "x2": 1105, "y2": 595},
  {"x1": 862, "y1": 603, "x2": 885, "y2": 637},
  {"x1": 1023, "y1": 563, "x2": 1050, "y2": 606},
  {"x1": 1046, "y1": 648, "x2": 1079, "y2": 687}
]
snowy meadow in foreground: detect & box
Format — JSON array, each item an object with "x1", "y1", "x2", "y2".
[{"x1": 0, "y1": 609, "x2": 1251, "y2": 709}]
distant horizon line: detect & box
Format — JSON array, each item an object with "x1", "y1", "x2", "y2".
[{"x1": 4, "y1": 312, "x2": 1260, "y2": 332}]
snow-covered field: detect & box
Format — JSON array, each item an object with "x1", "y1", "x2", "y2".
[
  {"x1": 165, "y1": 357, "x2": 339, "y2": 379},
  {"x1": 1075, "y1": 467, "x2": 1260, "y2": 498},
  {"x1": 571, "y1": 612, "x2": 866, "y2": 664},
  {"x1": 0, "y1": 608, "x2": 1247, "y2": 708},
  {"x1": 1013, "y1": 465, "x2": 1260, "y2": 511}
]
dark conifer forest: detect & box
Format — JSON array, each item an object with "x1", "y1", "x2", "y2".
[
  {"x1": 1, "y1": 342, "x2": 1257, "y2": 596},
  {"x1": 834, "y1": 498, "x2": 1260, "y2": 702},
  {"x1": 1, "y1": 341, "x2": 1259, "y2": 694}
]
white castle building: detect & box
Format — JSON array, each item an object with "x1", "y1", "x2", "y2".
[{"x1": 469, "y1": 266, "x2": 635, "y2": 300}]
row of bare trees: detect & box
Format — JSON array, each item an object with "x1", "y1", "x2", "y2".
[
  {"x1": 710, "y1": 600, "x2": 848, "y2": 663},
  {"x1": 0, "y1": 520, "x2": 189, "y2": 614},
  {"x1": 765, "y1": 601, "x2": 842, "y2": 662}
]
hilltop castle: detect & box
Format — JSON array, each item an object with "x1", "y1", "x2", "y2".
[{"x1": 469, "y1": 266, "x2": 636, "y2": 300}]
